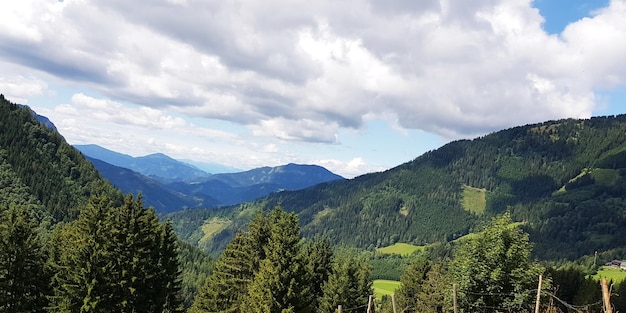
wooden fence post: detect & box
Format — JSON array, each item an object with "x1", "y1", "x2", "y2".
[
  {"x1": 367, "y1": 295, "x2": 373, "y2": 313},
  {"x1": 535, "y1": 274, "x2": 542, "y2": 313},
  {"x1": 601, "y1": 278, "x2": 613, "y2": 313},
  {"x1": 337, "y1": 304, "x2": 342, "y2": 313},
  {"x1": 391, "y1": 294, "x2": 397, "y2": 313}
]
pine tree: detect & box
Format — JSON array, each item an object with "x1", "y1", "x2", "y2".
[
  {"x1": 48, "y1": 194, "x2": 114, "y2": 313},
  {"x1": 299, "y1": 237, "x2": 333, "y2": 312},
  {"x1": 107, "y1": 195, "x2": 164, "y2": 312},
  {"x1": 159, "y1": 220, "x2": 184, "y2": 313},
  {"x1": 240, "y1": 207, "x2": 306, "y2": 313},
  {"x1": 318, "y1": 249, "x2": 372, "y2": 313},
  {"x1": 49, "y1": 194, "x2": 183, "y2": 313},
  {"x1": 395, "y1": 257, "x2": 432, "y2": 312},
  {"x1": 0, "y1": 205, "x2": 50, "y2": 313},
  {"x1": 189, "y1": 230, "x2": 257, "y2": 313}
]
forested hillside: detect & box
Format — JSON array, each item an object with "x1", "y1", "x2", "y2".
[
  {"x1": 0, "y1": 95, "x2": 210, "y2": 312},
  {"x1": 170, "y1": 115, "x2": 626, "y2": 260},
  {"x1": 0, "y1": 94, "x2": 121, "y2": 220}
]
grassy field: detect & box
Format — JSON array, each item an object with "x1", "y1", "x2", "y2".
[
  {"x1": 594, "y1": 266, "x2": 626, "y2": 286},
  {"x1": 373, "y1": 279, "x2": 401, "y2": 300},
  {"x1": 198, "y1": 217, "x2": 232, "y2": 246},
  {"x1": 461, "y1": 185, "x2": 486, "y2": 214},
  {"x1": 376, "y1": 243, "x2": 424, "y2": 256}
]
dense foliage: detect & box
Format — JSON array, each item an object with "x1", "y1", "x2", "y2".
[
  {"x1": 190, "y1": 207, "x2": 372, "y2": 313},
  {"x1": 0, "y1": 95, "x2": 121, "y2": 221},
  {"x1": 0, "y1": 96, "x2": 192, "y2": 312},
  {"x1": 47, "y1": 195, "x2": 183, "y2": 313},
  {"x1": 0, "y1": 205, "x2": 50, "y2": 313},
  {"x1": 451, "y1": 214, "x2": 546, "y2": 312}
]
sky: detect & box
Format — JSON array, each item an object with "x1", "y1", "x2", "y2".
[{"x1": 0, "y1": 0, "x2": 625, "y2": 178}]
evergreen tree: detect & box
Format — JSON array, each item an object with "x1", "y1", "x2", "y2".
[
  {"x1": 159, "y1": 220, "x2": 184, "y2": 313},
  {"x1": 49, "y1": 194, "x2": 183, "y2": 313},
  {"x1": 189, "y1": 230, "x2": 259, "y2": 313},
  {"x1": 240, "y1": 207, "x2": 307, "y2": 313},
  {"x1": 48, "y1": 194, "x2": 114, "y2": 313},
  {"x1": 300, "y1": 237, "x2": 334, "y2": 312},
  {"x1": 0, "y1": 205, "x2": 50, "y2": 313},
  {"x1": 318, "y1": 249, "x2": 372, "y2": 313},
  {"x1": 394, "y1": 257, "x2": 449, "y2": 313},
  {"x1": 107, "y1": 195, "x2": 161, "y2": 312}
]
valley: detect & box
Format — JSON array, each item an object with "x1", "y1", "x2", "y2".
[{"x1": 4, "y1": 95, "x2": 626, "y2": 312}]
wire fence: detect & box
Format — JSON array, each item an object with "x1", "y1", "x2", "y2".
[{"x1": 335, "y1": 277, "x2": 617, "y2": 313}]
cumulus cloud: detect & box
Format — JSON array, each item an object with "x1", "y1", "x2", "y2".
[
  {"x1": 316, "y1": 157, "x2": 383, "y2": 179},
  {"x1": 1, "y1": 0, "x2": 625, "y2": 144},
  {"x1": 0, "y1": 74, "x2": 48, "y2": 104}
]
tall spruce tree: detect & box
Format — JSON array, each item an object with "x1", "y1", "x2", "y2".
[
  {"x1": 0, "y1": 205, "x2": 50, "y2": 313},
  {"x1": 395, "y1": 258, "x2": 449, "y2": 313},
  {"x1": 107, "y1": 195, "x2": 160, "y2": 312},
  {"x1": 48, "y1": 194, "x2": 114, "y2": 313},
  {"x1": 299, "y1": 237, "x2": 334, "y2": 312},
  {"x1": 240, "y1": 207, "x2": 307, "y2": 313},
  {"x1": 189, "y1": 230, "x2": 257, "y2": 313},
  {"x1": 318, "y1": 249, "x2": 372, "y2": 313},
  {"x1": 49, "y1": 194, "x2": 182, "y2": 313},
  {"x1": 159, "y1": 220, "x2": 184, "y2": 313}
]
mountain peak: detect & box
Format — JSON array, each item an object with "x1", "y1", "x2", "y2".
[{"x1": 75, "y1": 144, "x2": 210, "y2": 183}]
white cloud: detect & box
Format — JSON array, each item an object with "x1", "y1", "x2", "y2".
[
  {"x1": 0, "y1": 75, "x2": 48, "y2": 104},
  {"x1": 316, "y1": 157, "x2": 382, "y2": 178},
  {"x1": 2, "y1": 0, "x2": 626, "y2": 175}
]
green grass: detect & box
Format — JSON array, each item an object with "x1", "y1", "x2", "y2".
[
  {"x1": 461, "y1": 185, "x2": 486, "y2": 214},
  {"x1": 373, "y1": 279, "x2": 401, "y2": 300},
  {"x1": 376, "y1": 243, "x2": 424, "y2": 256},
  {"x1": 312, "y1": 207, "x2": 332, "y2": 225},
  {"x1": 594, "y1": 266, "x2": 626, "y2": 286},
  {"x1": 198, "y1": 217, "x2": 232, "y2": 246}
]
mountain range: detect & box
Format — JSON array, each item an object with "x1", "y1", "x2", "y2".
[
  {"x1": 76, "y1": 144, "x2": 345, "y2": 212},
  {"x1": 5, "y1": 93, "x2": 626, "y2": 264},
  {"x1": 166, "y1": 115, "x2": 626, "y2": 261}
]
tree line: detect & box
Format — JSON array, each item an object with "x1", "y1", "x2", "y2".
[{"x1": 0, "y1": 195, "x2": 182, "y2": 313}]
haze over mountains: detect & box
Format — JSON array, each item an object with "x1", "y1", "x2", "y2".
[{"x1": 75, "y1": 144, "x2": 345, "y2": 213}]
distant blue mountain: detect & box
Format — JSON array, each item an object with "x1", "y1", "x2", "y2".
[
  {"x1": 75, "y1": 144, "x2": 211, "y2": 183},
  {"x1": 87, "y1": 157, "x2": 219, "y2": 213},
  {"x1": 19, "y1": 104, "x2": 58, "y2": 132},
  {"x1": 76, "y1": 144, "x2": 346, "y2": 211},
  {"x1": 167, "y1": 163, "x2": 345, "y2": 206},
  {"x1": 180, "y1": 159, "x2": 242, "y2": 174}
]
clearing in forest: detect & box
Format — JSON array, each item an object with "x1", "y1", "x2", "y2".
[
  {"x1": 461, "y1": 185, "x2": 486, "y2": 214},
  {"x1": 376, "y1": 243, "x2": 424, "y2": 256}
]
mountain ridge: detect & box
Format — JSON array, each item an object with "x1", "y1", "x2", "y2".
[
  {"x1": 79, "y1": 144, "x2": 345, "y2": 211},
  {"x1": 75, "y1": 144, "x2": 211, "y2": 183},
  {"x1": 167, "y1": 114, "x2": 626, "y2": 260}
]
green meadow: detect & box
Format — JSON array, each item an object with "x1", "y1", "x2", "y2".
[
  {"x1": 594, "y1": 266, "x2": 626, "y2": 286},
  {"x1": 461, "y1": 185, "x2": 487, "y2": 214},
  {"x1": 373, "y1": 279, "x2": 401, "y2": 300},
  {"x1": 376, "y1": 243, "x2": 424, "y2": 256}
]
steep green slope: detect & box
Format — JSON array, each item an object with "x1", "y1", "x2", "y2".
[
  {"x1": 0, "y1": 94, "x2": 120, "y2": 220},
  {"x1": 169, "y1": 115, "x2": 626, "y2": 260}
]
